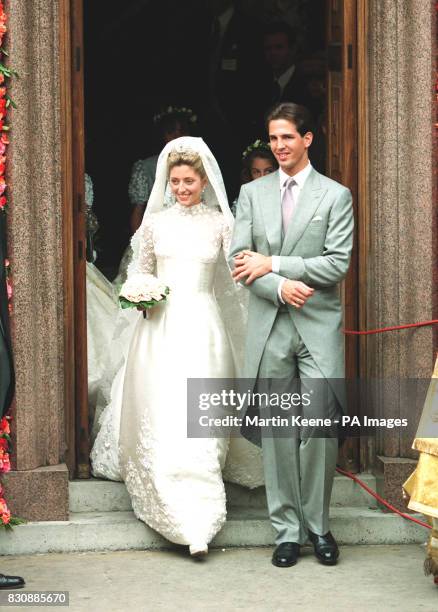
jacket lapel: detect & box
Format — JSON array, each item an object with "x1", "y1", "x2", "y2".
[
  {"x1": 260, "y1": 171, "x2": 282, "y2": 255},
  {"x1": 280, "y1": 168, "x2": 327, "y2": 255}
]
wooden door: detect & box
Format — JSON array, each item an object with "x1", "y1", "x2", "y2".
[
  {"x1": 62, "y1": 0, "x2": 365, "y2": 476},
  {"x1": 71, "y1": 0, "x2": 90, "y2": 479},
  {"x1": 60, "y1": 0, "x2": 89, "y2": 478},
  {"x1": 327, "y1": 0, "x2": 360, "y2": 471}
]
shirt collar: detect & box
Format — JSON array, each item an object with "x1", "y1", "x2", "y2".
[
  {"x1": 279, "y1": 162, "x2": 312, "y2": 189},
  {"x1": 218, "y1": 6, "x2": 234, "y2": 33},
  {"x1": 276, "y1": 64, "x2": 295, "y2": 92}
]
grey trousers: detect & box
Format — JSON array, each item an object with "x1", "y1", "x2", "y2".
[{"x1": 258, "y1": 311, "x2": 339, "y2": 545}]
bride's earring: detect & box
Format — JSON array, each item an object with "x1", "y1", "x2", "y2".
[{"x1": 201, "y1": 187, "x2": 206, "y2": 204}]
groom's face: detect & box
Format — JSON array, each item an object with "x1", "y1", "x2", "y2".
[{"x1": 268, "y1": 119, "x2": 313, "y2": 176}]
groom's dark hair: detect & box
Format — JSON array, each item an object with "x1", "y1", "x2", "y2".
[{"x1": 265, "y1": 102, "x2": 314, "y2": 136}]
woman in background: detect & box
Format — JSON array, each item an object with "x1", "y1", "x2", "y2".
[{"x1": 231, "y1": 139, "x2": 278, "y2": 215}]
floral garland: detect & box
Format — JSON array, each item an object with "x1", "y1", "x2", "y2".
[
  {"x1": 0, "y1": 1, "x2": 22, "y2": 529},
  {"x1": 241, "y1": 139, "x2": 271, "y2": 159}
]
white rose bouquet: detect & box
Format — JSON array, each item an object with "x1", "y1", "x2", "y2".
[{"x1": 119, "y1": 273, "x2": 170, "y2": 317}]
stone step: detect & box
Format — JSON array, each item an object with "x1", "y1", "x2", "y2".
[
  {"x1": 69, "y1": 473, "x2": 378, "y2": 513},
  {"x1": 2, "y1": 506, "x2": 426, "y2": 556}
]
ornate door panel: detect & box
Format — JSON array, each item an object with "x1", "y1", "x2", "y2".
[{"x1": 327, "y1": 0, "x2": 360, "y2": 471}]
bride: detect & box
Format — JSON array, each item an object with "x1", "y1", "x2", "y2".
[{"x1": 91, "y1": 137, "x2": 263, "y2": 556}]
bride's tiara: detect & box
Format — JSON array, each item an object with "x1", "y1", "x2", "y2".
[
  {"x1": 153, "y1": 106, "x2": 197, "y2": 125},
  {"x1": 169, "y1": 143, "x2": 198, "y2": 155}
]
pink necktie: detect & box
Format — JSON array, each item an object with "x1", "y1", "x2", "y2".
[{"x1": 282, "y1": 178, "x2": 296, "y2": 233}]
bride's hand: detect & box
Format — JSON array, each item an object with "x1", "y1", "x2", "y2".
[{"x1": 232, "y1": 251, "x2": 272, "y2": 284}]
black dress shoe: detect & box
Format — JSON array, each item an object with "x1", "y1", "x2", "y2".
[
  {"x1": 307, "y1": 530, "x2": 339, "y2": 565},
  {"x1": 0, "y1": 573, "x2": 25, "y2": 589},
  {"x1": 272, "y1": 542, "x2": 300, "y2": 568}
]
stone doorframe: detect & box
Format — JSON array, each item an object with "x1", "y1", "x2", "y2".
[
  {"x1": 2, "y1": 0, "x2": 436, "y2": 520},
  {"x1": 366, "y1": 0, "x2": 437, "y2": 508}
]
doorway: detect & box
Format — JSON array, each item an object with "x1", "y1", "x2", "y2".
[{"x1": 62, "y1": 0, "x2": 366, "y2": 477}]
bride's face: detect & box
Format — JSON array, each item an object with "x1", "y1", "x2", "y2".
[{"x1": 169, "y1": 164, "x2": 207, "y2": 207}]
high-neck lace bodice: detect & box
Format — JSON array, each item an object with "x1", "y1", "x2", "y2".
[
  {"x1": 130, "y1": 203, "x2": 232, "y2": 276},
  {"x1": 171, "y1": 202, "x2": 209, "y2": 216}
]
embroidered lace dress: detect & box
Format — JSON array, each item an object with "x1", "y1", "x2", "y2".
[{"x1": 91, "y1": 202, "x2": 263, "y2": 550}]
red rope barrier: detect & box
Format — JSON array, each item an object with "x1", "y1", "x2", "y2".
[
  {"x1": 335, "y1": 467, "x2": 432, "y2": 529},
  {"x1": 343, "y1": 319, "x2": 438, "y2": 336}
]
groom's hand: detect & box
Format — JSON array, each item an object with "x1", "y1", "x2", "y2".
[
  {"x1": 232, "y1": 251, "x2": 272, "y2": 284},
  {"x1": 281, "y1": 280, "x2": 314, "y2": 308}
]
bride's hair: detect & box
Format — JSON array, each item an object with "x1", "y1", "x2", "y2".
[{"x1": 167, "y1": 149, "x2": 207, "y2": 180}]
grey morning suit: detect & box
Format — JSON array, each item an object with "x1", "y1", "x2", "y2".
[{"x1": 229, "y1": 168, "x2": 354, "y2": 544}]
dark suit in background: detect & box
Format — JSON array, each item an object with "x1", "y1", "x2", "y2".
[
  {"x1": 0, "y1": 212, "x2": 13, "y2": 418},
  {"x1": 205, "y1": 1, "x2": 264, "y2": 196}
]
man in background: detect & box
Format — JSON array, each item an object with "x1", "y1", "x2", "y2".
[
  {"x1": 207, "y1": 0, "x2": 264, "y2": 195},
  {"x1": 263, "y1": 22, "x2": 312, "y2": 110}
]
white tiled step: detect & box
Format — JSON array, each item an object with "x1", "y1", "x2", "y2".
[
  {"x1": 69, "y1": 473, "x2": 378, "y2": 513},
  {"x1": 1, "y1": 506, "x2": 426, "y2": 556}
]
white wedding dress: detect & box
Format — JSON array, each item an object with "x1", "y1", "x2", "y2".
[
  {"x1": 86, "y1": 263, "x2": 118, "y2": 412},
  {"x1": 91, "y1": 199, "x2": 263, "y2": 550},
  {"x1": 84, "y1": 173, "x2": 119, "y2": 415}
]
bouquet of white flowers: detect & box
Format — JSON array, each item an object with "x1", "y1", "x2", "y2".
[{"x1": 119, "y1": 273, "x2": 169, "y2": 317}]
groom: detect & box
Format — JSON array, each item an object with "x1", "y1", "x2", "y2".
[{"x1": 229, "y1": 102, "x2": 354, "y2": 568}]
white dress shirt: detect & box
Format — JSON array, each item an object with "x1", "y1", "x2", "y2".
[
  {"x1": 276, "y1": 64, "x2": 296, "y2": 97},
  {"x1": 218, "y1": 5, "x2": 234, "y2": 41},
  {"x1": 272, "y1": 163, "x2": 313, "y2": 302}
]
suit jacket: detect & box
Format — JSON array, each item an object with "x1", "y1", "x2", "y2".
[
  {"x1": 253, "y1": 69, "x2": 315, "y2": 141},
  {"x1": 277, "y1": 70, "x2": 313, "y2": 110},
  {"x1": 229, "y1": 168, "x2": 354, "y2": 405},
  {"x1": 210, "y1": 8, "x2": 264, "y2": 119},
  {"x1": 0, "y1": 212, "x2": 13, "y2": 417}
]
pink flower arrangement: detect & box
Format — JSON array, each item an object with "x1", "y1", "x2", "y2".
[
  {"x1": 0, "y1": 416, "x2": 11, "y2": 475},
  {"x1": 0, "y1": 415, "x2": 25, "y2": 528},
  {"x1": 0, "y1": 415, "x2": 13, "y2": 527},
  {"x1": 0, "y1": 416, "x2": 10, "y2": 435},
  {"x1": 0, "y1": 496, "x2": 11, "y2": 525},
  {"x1": 0, "y1": 3, "x2": 10, "y2": 214},
  {"x1": 0, "y1": 448, "x2": 10, "y2": 472}
]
